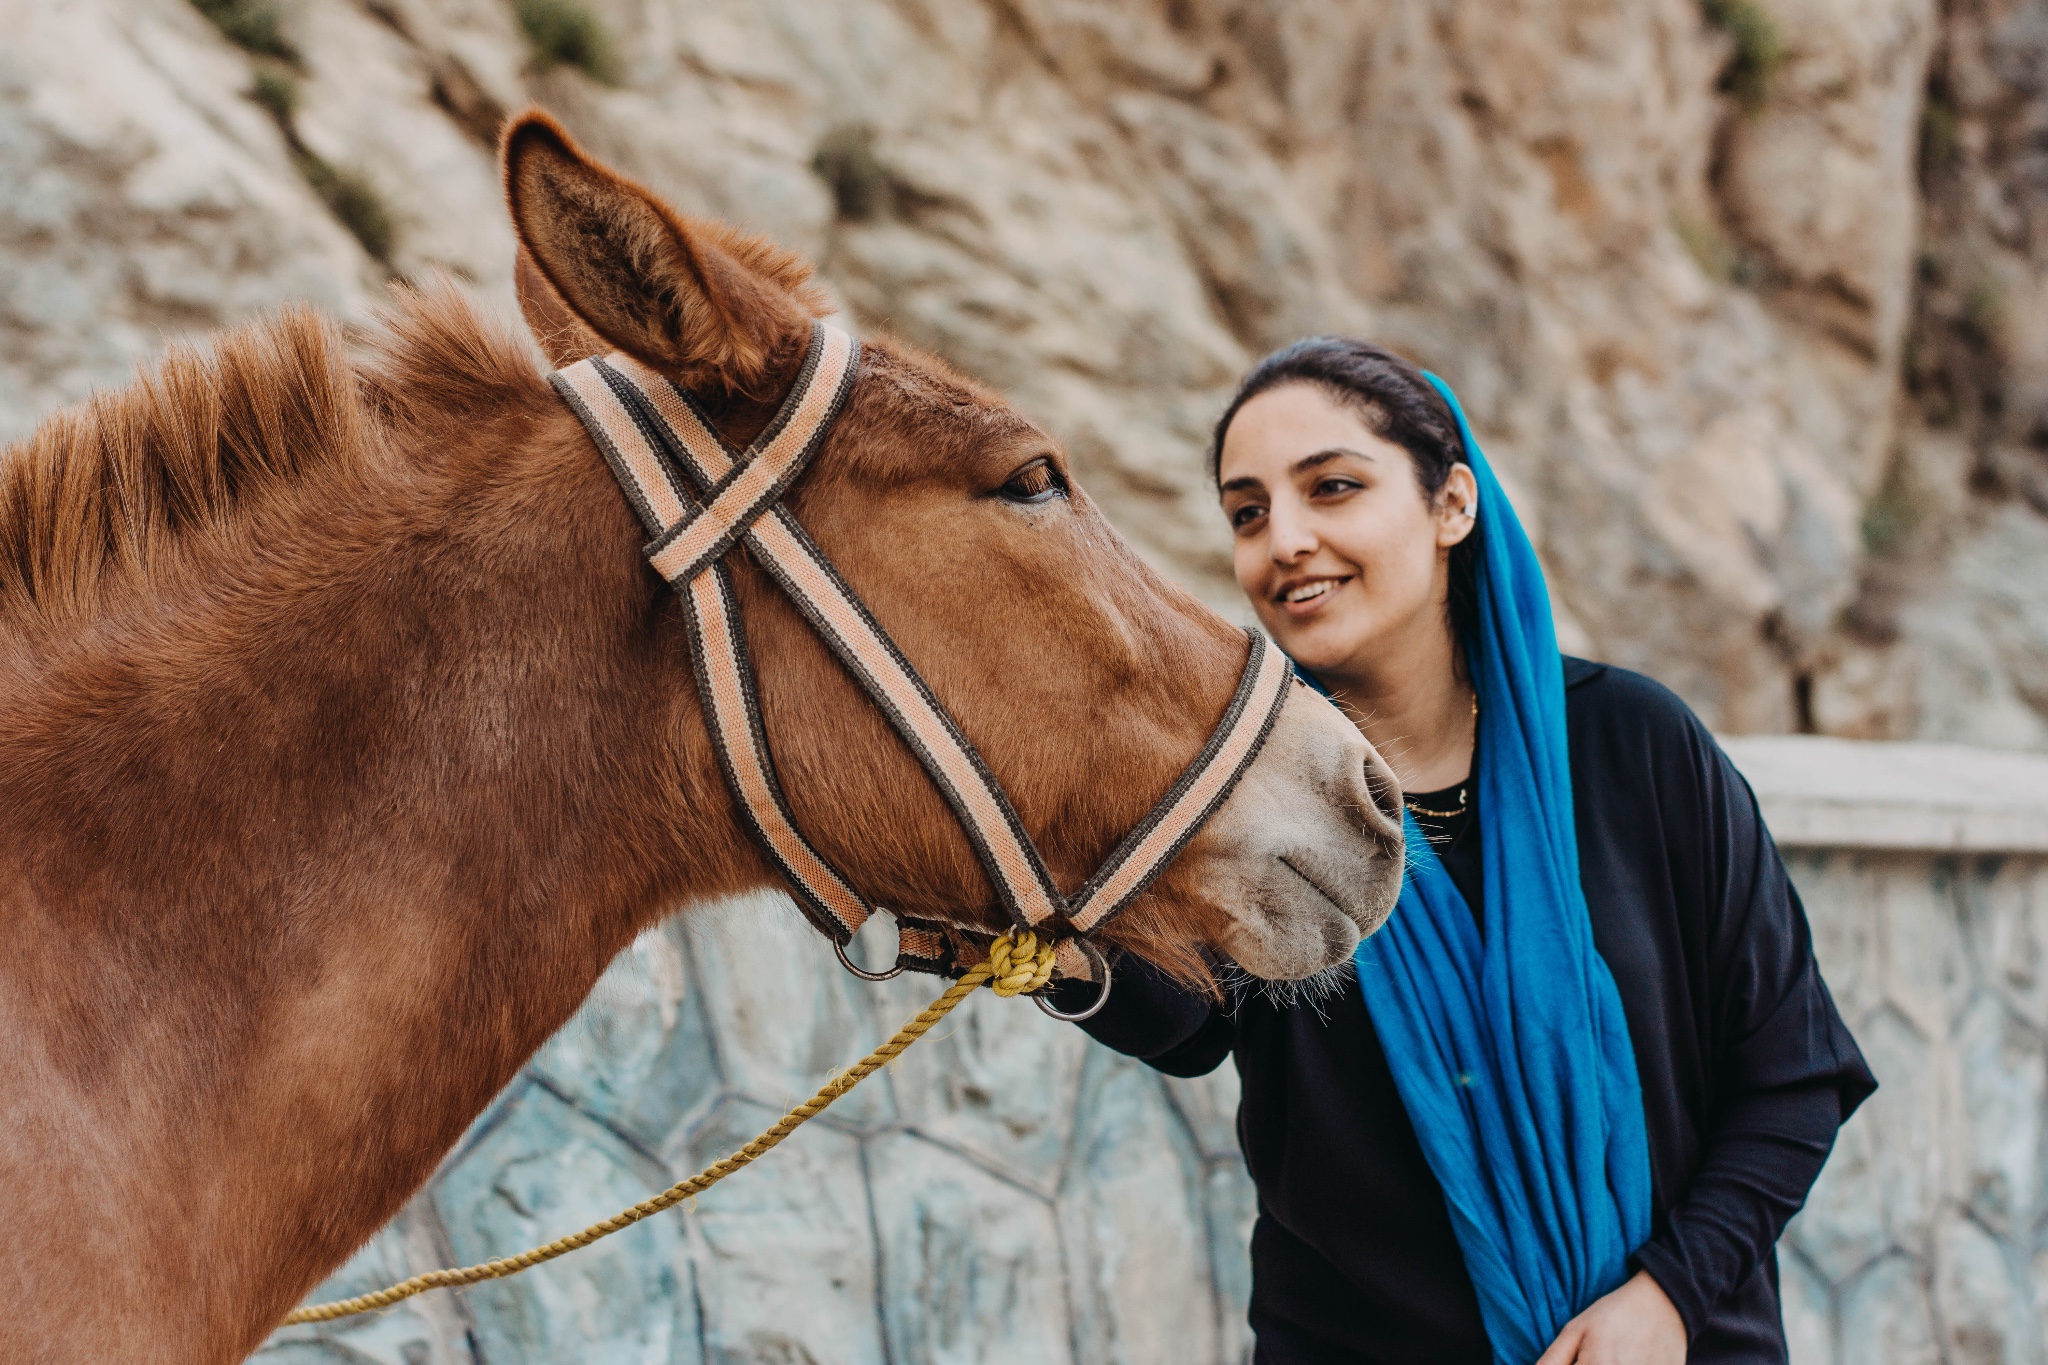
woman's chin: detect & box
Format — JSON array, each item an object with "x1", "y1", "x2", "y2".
[{"x1": 1264, "y1": 613, "x2": 1364, "y2": 676}]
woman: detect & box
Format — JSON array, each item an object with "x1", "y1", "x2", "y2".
[{"x1": 1056, "y1": 339, "x2": 1874, "y2": 1364}]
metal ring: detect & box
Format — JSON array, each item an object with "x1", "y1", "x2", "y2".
[
  {"x1": 1033, "y1": 939, "x2": 1114, "y2": 1022},
  {"x1": 834, "y1": 928, "x2": 904, "y2": 982}
]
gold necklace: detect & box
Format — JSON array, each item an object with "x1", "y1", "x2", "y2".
[
  {"x1": 1404, "y1": 690, "x2": 1478, "y2": 820},
  {"x1": 1404, "y1": 791, "x2": 1468, "y2": 819}
]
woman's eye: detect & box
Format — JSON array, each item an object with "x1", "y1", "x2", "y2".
[
  {"x1": 1312, "y1": 477, "x2": 1363, "y2": 499},
  {"x1": 1230, "y1": 504, "x2": 1267, "y2": 529},
  {"x1": 998, "y1": 459, "x2": 1067, "y2": 504}
]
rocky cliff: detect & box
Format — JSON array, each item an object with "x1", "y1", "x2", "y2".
[{"x1": 3, "y1": 0, "x2": 2045, "y2": 745}]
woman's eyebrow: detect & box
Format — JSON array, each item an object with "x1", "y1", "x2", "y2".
[
  {"x1": 1220, "y1": 446, "x2": 1373, "y2": 494},
  {"x1": 1291, "y1": 447, "x2": 1373, "y2": 475}
]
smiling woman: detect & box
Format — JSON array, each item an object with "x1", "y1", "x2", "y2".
[
  {"x1": 1211, "y1": 343, "x2": 1480, "y2": 793},
  {"x1": 1052, "y1": 336, "x2": 1877, "y2": 1365}
]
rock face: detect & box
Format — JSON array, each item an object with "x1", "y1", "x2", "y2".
[
  {"x1": 1842, "y1": 0, "x2": 2048, "y2": 748},
  {"x1": 0, "y1": 0, "x2": 372, "y2": 430},
  {"x1": 3, "y1": 0, "x2": 2045, "y2": 743}
]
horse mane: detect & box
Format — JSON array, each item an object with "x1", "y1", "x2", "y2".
[{"x1": 0, "y1": 280, "x2": 547, "y2": 629}]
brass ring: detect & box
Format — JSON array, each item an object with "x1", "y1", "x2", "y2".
[{"x1": 1033, "y1": 939, "x2": 1113, "y2": 1022}]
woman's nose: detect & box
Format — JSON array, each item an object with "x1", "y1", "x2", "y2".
[{"x1": 1267, "y1": 505, "x2": 1317, "y2": 563}]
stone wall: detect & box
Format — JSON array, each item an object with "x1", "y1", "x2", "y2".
[
  {"x1": 261, "y1": 737, "x2": 2048, "y2": 1365},
  {"x1": 1778, "y1": 847, "x2": 2048, "y2": 1365},
  {"x1": 1729, "y1": 734, "x2": 2048, "y2": 1365},
  {"x1": 260, "y1": 897, "x2": 1262, "y2": 1365}
]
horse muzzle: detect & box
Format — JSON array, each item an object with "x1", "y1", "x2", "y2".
[{"x1": 1192, "y1": 683, "x2": 1407, "y2": 981}]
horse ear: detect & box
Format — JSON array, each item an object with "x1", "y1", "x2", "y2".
[
  {"x1": 514, "y1": 246, "x2": 607, "y2": 369},
  {"x1": 501, "y1": 109, "x2": 825, "y2": 392}
]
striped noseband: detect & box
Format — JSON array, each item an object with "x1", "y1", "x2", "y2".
[{"x1": 552, "y1": 323, "x2": 1292, "y2": 1017}]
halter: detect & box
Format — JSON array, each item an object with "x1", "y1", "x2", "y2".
[{"x1": 552, "y1": 322, "x2": 1292, "y2": 1015}]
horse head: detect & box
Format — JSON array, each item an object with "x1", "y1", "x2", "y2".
[{"x1": 502, "y1": 111, "x2": 1407, "y2": 984}]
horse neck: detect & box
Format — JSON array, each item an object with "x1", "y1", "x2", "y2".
[{"x1": 0, "y1": 397, "x2": 765, "y2": 1353}]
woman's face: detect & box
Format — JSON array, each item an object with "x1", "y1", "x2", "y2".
[{"x1": 1218, "y1": 382, "x2": 1475, "y2": 678}]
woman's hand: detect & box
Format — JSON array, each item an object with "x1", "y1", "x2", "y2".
[{"x1": 1535, "y1": 1270, "x2": 1686, "y2": 1365}]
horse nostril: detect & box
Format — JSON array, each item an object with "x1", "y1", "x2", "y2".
[{"x1": 1358, "y1": 747, "x2": 1407, "y2": 842}]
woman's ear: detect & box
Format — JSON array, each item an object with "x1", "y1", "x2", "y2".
[
  {"x1": 1437, "y1": 462, "x2": 1479, "y2": 548},
  {"x1": 500, "y1": 109, "x2": 828, "y2": 393}
]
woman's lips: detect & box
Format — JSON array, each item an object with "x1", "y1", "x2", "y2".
[{"x1": 1274, "y1": 576, "x2": 1351, "y2": 618}]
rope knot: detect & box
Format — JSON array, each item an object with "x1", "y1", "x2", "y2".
[{"x1": 985, "y1": 930, "x2": 1059, "y2": 997}]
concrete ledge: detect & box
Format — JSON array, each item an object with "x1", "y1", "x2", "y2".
[{"x1": 1719, "y1": 735, "x2": 2048, "y2": 852}]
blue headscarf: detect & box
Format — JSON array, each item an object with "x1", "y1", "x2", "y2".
[{"x1": 1350, "y1": 375, "x2": 1652, "y2": 1364}]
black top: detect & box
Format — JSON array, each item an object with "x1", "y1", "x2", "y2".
[{"x1": 1058, "y1": 659, "x2": 1875, "y2": 1364}]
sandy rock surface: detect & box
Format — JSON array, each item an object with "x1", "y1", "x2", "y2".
[{"x1": 2, "y1": 0, "x2": 2045, "y2": 745}]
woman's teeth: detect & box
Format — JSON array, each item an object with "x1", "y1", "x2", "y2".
[{"x1": 1283, "y1": 581, "x2": 1334, "y2": 604}]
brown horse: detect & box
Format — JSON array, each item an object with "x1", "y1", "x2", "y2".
[{"x1": 0, "y1": 111, "x2": 1404, "y2": 1363}]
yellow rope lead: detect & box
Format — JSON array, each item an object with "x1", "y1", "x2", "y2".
[{"x1": 282, "y1": 931, "x2": 1064, "y2": 1326}]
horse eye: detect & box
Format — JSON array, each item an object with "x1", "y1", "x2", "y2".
[{"x1": 998, "y1": 459, "x2": 1066, "y2": 504}]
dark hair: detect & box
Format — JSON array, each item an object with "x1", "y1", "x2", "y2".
[{"x1": 1210, "y1": 336, "x2": 1480, "y2": 647}]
